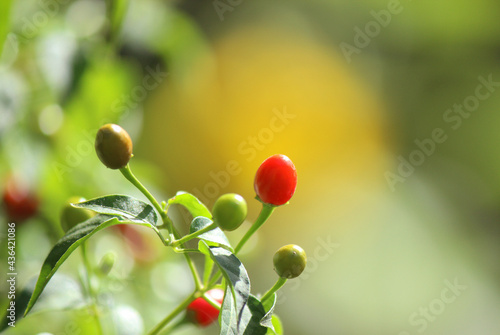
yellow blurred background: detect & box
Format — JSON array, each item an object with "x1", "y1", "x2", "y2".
[{"x1": 1, "y1": 0, "x2": 500, "y2": 334}]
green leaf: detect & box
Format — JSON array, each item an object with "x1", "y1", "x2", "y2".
[
  {"x1": 199, "y1": 242, "x2": 267, "y2": 334},
  {"x1": 24, "y1": 212, "x2": 160, "y2": 317},
  {"x1": 73, "y1": 195, "x2": 166, "y2": 245},
  {"x1": 73, "y1": 194, "x2": 158, "y2": 226},
  {"x1": 203, "y1": 254, "x2": 215, "y2": 284},
  {"x1": 267, "y1": 315, "x2": 284, "y2": 335},
  {"x1": 260, "y1": 293, "x2": 277, "y2": 332},
  {"x1": 220, "y1": 286, "x2": 238, "y2": 334},
  {"x1": 221, "y1": 289, "x2": 268, "y2": 335},
  {"x1": 241, "y1": 295, "x2": 268, "y2": 335},
  {"x1": 190, "y1": 216, "x2": 232, "y2": 250},
  {"x1": 261, "y1": 293, "x2": 276, "y2": 312},
  {"x1": 168, "y1": 191, "x2": 212, "y2": 218},
  {"x1": 198, "y1": 242, "x2": 250, "y2": 331}
]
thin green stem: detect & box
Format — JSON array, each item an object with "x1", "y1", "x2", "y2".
[
  {"x1": 158, "y1": 315, "x2": 189, "y2": 335},
  {"x1": 120, "y1": 165, "x2": 174, "y2": 236},
  {"x1": 120, "y1": 166, "x2": 203, "y2": 291},
  {"x1": 173, "y1": 226, "x2": 203, "y2": 290},
  {"x1": 179, "y1": 243, "x2": 203, "y2": 290},
  {"x1": 173, "y1": 248, "x2": 201, "y2": 254},
  {"x1": 147, "y1": 292, "x2": 197, "y2": 335},
  {"x1": 120, "y1": 164, "x2": 203, "y2": 324},
  {"x1": 80, "y1": 243, "x2": 103, "y2": 335},
  {"x1": 80, "y1": 243, "x2": 93, "y2": 294},
  {"x1": 206, "y1": 204, "x2": 276, "y2": 288},
  {"x1": 202, "y1": 292, "x2": 222, "y2": 310},
  {"x1": 203, "y1": 256, "x2": 214, "y2": 286},
  {"x1": 190, "y1": 264, "x2": 202, "y2": 289},
  {"x1": 185, "y1": 254, "x2": 202, "y2": 289},
  {"x1": 261, "y1": 277, "x2": 287, "y2": 304},
  {"x1": 105, "y1": 0, "x2": 129, "y2": 48},
  {"x1": 235, "y1": 204, "x2": 275, "y2": 254},
  {"x1": 207, "y1": 269, "x2": 222, "y2": 289},
  {"x1": 150, "y1": 226, "x2": 169, "y2": 246},
  {"x1": 171, "y1": 223, "x2": 217, "y2": 247},
  {"x1": 119, "y1": 165, "x2": 163, "y2": 215}
]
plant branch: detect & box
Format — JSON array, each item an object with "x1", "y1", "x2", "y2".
[
  {"x1": 235, "y1": 204, "x2": 275, "y2": 254},
  {"x1": 261, "y1": 277, "x2": 287, "y2": 304},
  {"x1": 147, "y1": 292, "x2": 197, "y2": 335},
  {"x1": 120, "y1": 165, "x2": 174, "y2": 238},
  {"x1": 80, "y1": 243, "x2": 104, "y2": 335},
  {"x1": 171, "y1": 222, "x2": 217, "y2": 247}
]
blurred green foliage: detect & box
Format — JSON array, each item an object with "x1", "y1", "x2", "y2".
[{"x1": 1, "y1": 0, "x2": 500, "y2": 334}]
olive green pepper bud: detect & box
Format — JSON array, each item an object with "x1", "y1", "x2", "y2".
[
  {"x1": 273, "y1": 244, "x2": 307, "y2": 279},
  {"x1": 95, "y1": 124, "x2": 133, "y2": 169}
]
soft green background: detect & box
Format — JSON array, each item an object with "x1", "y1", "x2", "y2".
[{"x1": 1, "y1": 0, "x2": 500, "y2": 334}]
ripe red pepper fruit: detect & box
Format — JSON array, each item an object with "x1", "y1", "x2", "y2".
[
  {"x1": 2, "y1": 178, "x2": 39, "y2": 223},
  {"x1": 186, "y1": 288, "x2": 224, "y2": 327},
  {"x1": 254, "y1": 154, "x2": 297, "y2": 206}
]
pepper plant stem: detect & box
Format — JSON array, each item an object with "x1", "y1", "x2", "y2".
[
  {"x1": 120, "y1": 165, "x2": 174, "y2": 234},
  {"x1": 171, "y1": 222, "x2": 217, "y2": 247},
  {"x1": 207, "y1": 203, "x2": 276, "y2": 288},
  {"x1": 235, "y1": 203, "x2": 275, "y2": 254},
  {"x1": 173, "y1": 226, "x2": 203, "y2": 290},
  {"x1": 261, "y1": 277, "x2": 287, "y2": 304},
  {"x1": 80, "y1": 243, "x2": 103, "y2": 335},
  {"x1": 120, "y1": 165, "x2": 201, "y2": 288},
  {"x1": 147, "y1": 292, "x2": 197, "y2": 335},
  {"x1": 203, "y1": 291, "x2": 222, "y2": 310}
]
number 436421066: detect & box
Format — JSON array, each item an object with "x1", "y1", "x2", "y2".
[{"x1": 7, "y1": 222, "x2": 16, "y2": 272}]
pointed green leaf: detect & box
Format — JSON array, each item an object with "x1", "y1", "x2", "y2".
[
  {"x1": 220, "y1": 286, "x2": 238, "y2": 334},
  {"x1": 24, "y1": 212, "x2": 161, "y2": 317},
  {"x1": 220, "y1": 289, "x2": 268, "y2": 335},
  {"x1": 73, "y1": 195, "x2": 158, "y2": 225},
  {"x1": 260, "y1": 293, "x2": 277, "y2": 333},
  {"x1": 190, "y1": 216, "x2": 232, "y2": 250},
  {"x1": 203, "y1": 254, "x2": 215, "y2": 284},
  {"x1": 267, "y1": 315, "x2": 283, "y2": 335},
  {"x1": 168, "y1": 191, "x2": 212, "y2": 218},
  {"x1": 199, "y1": 242, "x2": 262, "y2": 334},
  {"x1": 24, "y1": 214, "x2": 117, "y2": 315},
  {"x1": 242, "y1": 295, "x2": 268, "y2": 334}
]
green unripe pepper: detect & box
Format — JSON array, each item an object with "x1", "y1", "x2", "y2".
[
  {"x1": 212, "y1": 193, "x2": 247, "y2": 231},
  {"x1": 273, "y1": 244, "x2": 307, "y2": 279}
]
